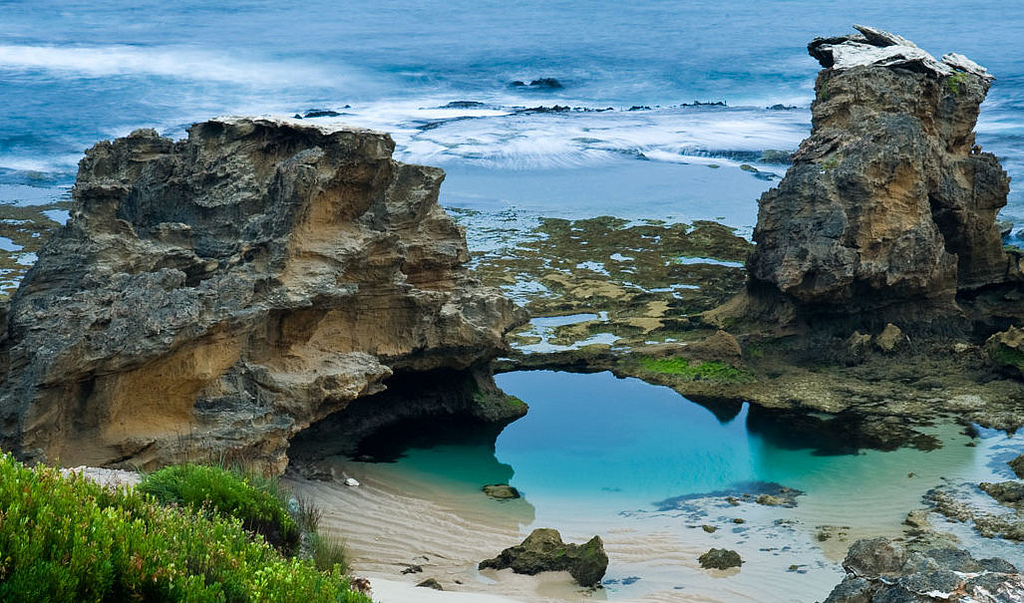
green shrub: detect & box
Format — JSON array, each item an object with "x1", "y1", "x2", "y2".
[
  {"x1": 138, "y1": 464, "x2": 300, "y2": 556},
  {"x1": 0, "y1": 453, "x2": 371, "y2": 603}
]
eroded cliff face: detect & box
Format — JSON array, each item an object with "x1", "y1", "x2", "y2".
[
  {"x1": 747, "y1": 26, "x2": 1014, "y2": 326},
  {"x1": 0, "y1": 117, "x2": 526, "y2": 473}
]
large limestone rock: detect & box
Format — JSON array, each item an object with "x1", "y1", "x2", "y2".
[
  {"x1": 0, "y1": 118, "x2": 525, "y2": 473},
  {"x1": 747, "y1": 26, "x2": 1013, "y2": 324}
]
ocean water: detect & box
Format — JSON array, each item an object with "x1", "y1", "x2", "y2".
[
  {"x1": 1, "y1": 0, "x2": 1023, "y2": 229},
  {"x1": 335, "y1": 370, "x2": 1024, "y2": 599}
]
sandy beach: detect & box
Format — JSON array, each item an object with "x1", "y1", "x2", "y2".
[{"x1": 285, "y1": 459, "x2": 850, "y2": 603}]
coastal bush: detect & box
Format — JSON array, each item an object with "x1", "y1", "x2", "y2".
[
  {"x1": 637, "y1": 356, "x2": 752, "y2": 382},
  {"x1": 138, "y1": 464, "x2": 300, "y2": 556},
  {"x1": 0, "y1": 453, "x2": 370, "y2": 603}
]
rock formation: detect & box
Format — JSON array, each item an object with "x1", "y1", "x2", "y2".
[
  {"x1": 478, "y1": 528, "x2": 608, "y2": 587},
  {"x1": 824, "y1": 537, "x2": 1023, "y2": 603},
  {"x1": 0, "y1": 117, "x2": 526, "y2": 473},
  {"x1": 697, "y1": 548, "x2": 742, "y2": 570},
  {"x1": 747, "y1": 26, "x2": 1014, "y2": 326}
]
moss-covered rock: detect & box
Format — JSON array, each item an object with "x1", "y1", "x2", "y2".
[
  {"x1": 698, "y1": 548, "x2": 743, "y2": 570},
  {"x1": 984, "y1": 326, "x2": 1024, "y2": 377},
  {"x1": 478, "y1": 528, "x2": 608, "y2": 587}
]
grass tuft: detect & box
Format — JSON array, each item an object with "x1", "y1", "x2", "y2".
[{"x1": 309, "y1": 532, "x2": 350, "y2": 573}]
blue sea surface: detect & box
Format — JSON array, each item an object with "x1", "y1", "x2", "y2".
[{"x1": 1, "y1": 0, "x2": 1022, "y2": 226}]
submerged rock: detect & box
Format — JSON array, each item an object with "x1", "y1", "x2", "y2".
[
  {"x1": 824, "y1": 537, "x2": 1023, "y2": 602},
  {"x1": 927, "y1": 486, "x2": 1024, "y2": 542},
  {"x1": 482, "y1": 484, "x2": 520, "y2": 499},
  {"x1": 1010, "y1": 455, "x2": 1024, "y2": 480},
  {"x1": 478, "y1": 528, "x2": 608, "y2": 587},
  {"x1": 979, "y1": 481, "x2": 1024, "y2": 509},
  {"x1": 747, "y1": 26, "x2": 1013, "y2": 327},
  {"x1": 0, "y1": 117, "x2": 525, "y2": 473},
  {"x1": 698, "y1": 548, "x2": 742, "y2": 570}
]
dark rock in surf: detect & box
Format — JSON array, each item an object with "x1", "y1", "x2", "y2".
[
  {"x1": 440, "y1": 101, "x2": 488, "y2": 109},
  {"x1": 294, "y1": 108, "x2": 349, "y2": 118},
  {"x1": 510, "y1": 78, "x2": 564, "y2": 90},
  {"x1": 529, "y1": 78, "x2": 563, "y2": 89}
]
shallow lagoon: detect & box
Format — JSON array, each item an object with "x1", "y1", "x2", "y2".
[{"x1": 332, "y1": 370, "x2": 1023, "y2": 600}]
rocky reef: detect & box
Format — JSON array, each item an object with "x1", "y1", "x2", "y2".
[
  {"x1": 824, "y1": 537, "x2": 1023, "y2": 603},
  {"x1": 0, "y1": 117, "x2": 525, "y2": 473},
  {"x1": 746, "y1": 25, "x2": 1015, "y2": 329}
]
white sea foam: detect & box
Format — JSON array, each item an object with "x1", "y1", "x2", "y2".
[
  {"x1": 0, "y1": 44, "x2": 350, "y2": 88},
  {"x1": 300, "y1": 102, "x2": 810, "y2": 171},
  {"x1": 0, "y1": 155, "x2": 81, "y2": 174}
]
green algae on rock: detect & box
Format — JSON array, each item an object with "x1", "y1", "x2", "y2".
[
  {"x1": 698, "y1": 548, "x2": 743, "y2": 570},
  {"x1": 0, "y1": 201, "x2": 71, "y2": 297},
  {"x1": 478, "y1": 528, "x2": 608, "y2": 587},
  {"x1": 469, "y1": 215, "x2": 752, "y2": 351}
]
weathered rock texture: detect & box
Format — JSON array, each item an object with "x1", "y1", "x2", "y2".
[
  {"x1": 697, "y1": 548, "x2": 742, "y2": 570},
  {"x1": 748, "y1": 26, "x2": 1014, "y2": 326},
  {"x1": 0, "y1": 117, "x2": 525, "y2": 473},
  {"x1": 478, "y1": 528, "x2": 608, "y2": 587},
  {"x1": 824, "y1": 537, "x2": 1023, "y2": 603}
]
